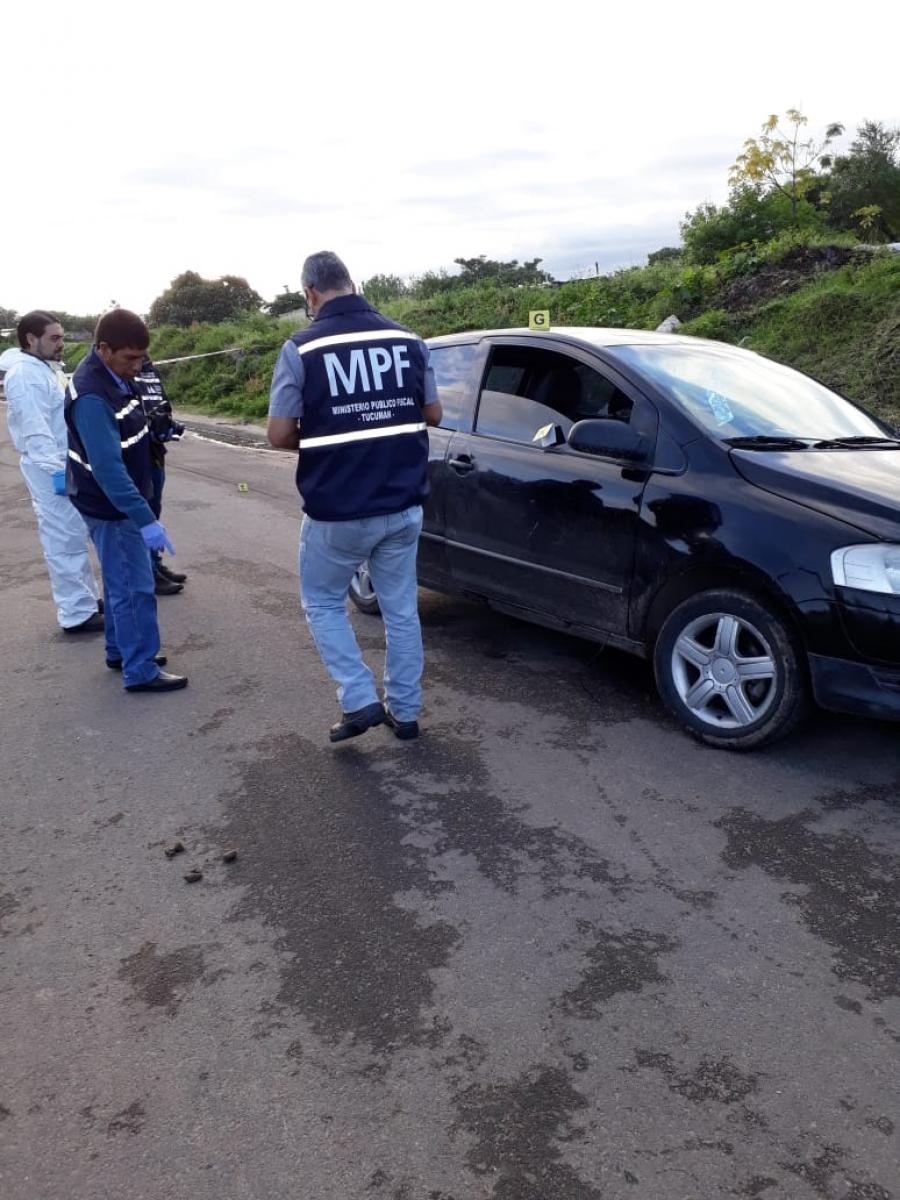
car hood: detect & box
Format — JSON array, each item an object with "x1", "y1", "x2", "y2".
[{"x1": 731, "y1": 448, "x2": 900, "y2": 541}]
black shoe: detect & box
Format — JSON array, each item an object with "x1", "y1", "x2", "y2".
[
  {"x1": 154, "y1": 571, "x2": 184, "y2": 596},
  {"x1": 125, "y1": 670, "x2": 188, "y2": 693},
  {"x1": 384, "y1": 709, "x2": 420, "y2": 740},
  {"x1": 106, "y1": 654, "x2": 168, "y2": 671},
  {"x1": 329, "y1": 701, "x2": 386, "y2": 743},
  {"x1": 157, "y1": 563, "x2": 187, "y2": 584},
  {"x1": 63, "y1": 611, "x2": 105, "y2": 635}
]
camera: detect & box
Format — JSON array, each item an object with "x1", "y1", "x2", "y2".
[{"x1": 146, "y1": 405, "x2": 185, "y2": 442}]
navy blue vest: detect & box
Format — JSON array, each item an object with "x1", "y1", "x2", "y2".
[
  {"x1": 289, "y1": 295, "x2": 430, "y2": 520},
  {"x1": 64, "y1": 348, "x2": 153, "y2": 521},
  {"x1": 134, "y1": 358, "x2": 172, "y2": 467}
]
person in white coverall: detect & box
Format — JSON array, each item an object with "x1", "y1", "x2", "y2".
[{"x1": 2, "y1": 311, "x2": 102, "y2": 633}]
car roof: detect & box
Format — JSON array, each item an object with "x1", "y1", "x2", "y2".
[{"x1": 426, "y1": 326, "x2": 709, "y2": 351}]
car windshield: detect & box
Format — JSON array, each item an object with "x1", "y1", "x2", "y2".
[{"x1": 610, "y1": 343, "x2": 888, "y2": 442}]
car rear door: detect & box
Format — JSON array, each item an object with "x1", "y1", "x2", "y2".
[{"x1": 441, "y1": 337, "x2": 657, "y2": 635}]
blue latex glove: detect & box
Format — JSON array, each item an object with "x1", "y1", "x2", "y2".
[
  {"x1": 52, "y1": 470, "x2": 67, "y2": 495},
  {"x1": 140, "y1": 521, "x2": 175, "y2": 555}
]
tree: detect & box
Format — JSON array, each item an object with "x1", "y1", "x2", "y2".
[
  {"x1": 0, "y1": 305, "x2": 17, "y2": 329},
  {"x1": 267, "y1": 288, "x2": 307, "y2": 317},
  {"x1": 822, "y1": 120, "x2": 900, "y2": 241},
  {"x1": 730, "y1": 110, "x2": 844, "y2": 224},
  {"x1": 148, "y1": 271, "x2": 263, "y2": 327},
  {"x1": 680, "y1": 186, "x2": 817, "y2": 264},
  {"x1": 647, "y1": 247, "x2": 682, "y2": 266},
  {"x1": 360, "y1": 274, "x2": 408, "y2": 305},
  {"x1": 452, "y1": 256, "x2": 553, "y2": 288}
]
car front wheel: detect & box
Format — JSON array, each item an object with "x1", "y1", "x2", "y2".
[{"x1": 653, "y1": 588, "x2": 808, "y2": 750}]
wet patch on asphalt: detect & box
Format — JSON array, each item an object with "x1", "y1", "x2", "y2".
[
  {"x1": 561, "y1": 923, "x2": 679, "y2": 1016},
  {"x1": 190, "y1": 707, "x2": 235, "y2": 737},
  {"x1": 453, "y1": 1065, "x2": 603, "y2": 1199},
  {"x1": 716, "y1": 809, "x2": 900, "y2": 1001},
  {"x1": 212, "y1": 733, "x2": 459, "y2": 1055},
  {"x1": 166, "y1": 632, "x2": 215, "y2": 655},
  {"x1": 780, "y1": 1142, "x2": 891, "y2": 1200},
  {"x1": 815, "y1": 779, "x2": 900, "y2": 812},
  {"x1": 419, "y1": 596, "x2": 660, "y2": 728},
  {"x1": 376, "y1": 732, "x2": 629, "y2": 898},
  {"x1": 633, "y1": 1049, "x2": 759, "y2": 1106},
  {"x1": 117, "y1": 941, "x2": 211, "y2": 1016},
  {"x1": 106, "y1": 1099, "x2": 146, "y2": 1137},
  {"x1": 0, "y1": 888, "x2": 21, "y2": 935},
  {"x1": 732, "y1": 1175, "x2": 779, "y2": 1195}
]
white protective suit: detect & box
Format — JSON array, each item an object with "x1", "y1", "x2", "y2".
[{"x1": 2, "y1": 347, "x2": 99, "y2": 628}]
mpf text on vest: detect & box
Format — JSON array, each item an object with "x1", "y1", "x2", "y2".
[
  {"x1": 333, "y1": 396, "x2": 419, "y2": 422},
  {"x1": 324, "y1": 344, "x2": 413, "y2": 397}
]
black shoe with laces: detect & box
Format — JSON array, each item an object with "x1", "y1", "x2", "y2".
[
  {"x1": 329, "y1": 702, "x2": 386, "y2": 743},
  {"x1": 384, "y1": 709, "x2": 419, "y2": 740}
]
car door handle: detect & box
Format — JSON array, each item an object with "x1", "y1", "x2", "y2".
[{"x1": 448, "y1": 455, "x2": 475, "y2": 474}]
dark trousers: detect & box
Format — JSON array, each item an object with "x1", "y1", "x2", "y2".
[
  {"x1": 84, "y1": 516, "x2": 161, "y2": 687},
  {"x1": 149, "y1": 464, "x2": 165, "y2": 569}
]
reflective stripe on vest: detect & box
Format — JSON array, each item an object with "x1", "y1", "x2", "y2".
[
  {"x1": 294, "y1": 328, "x2": 414, "y2": 357},
  {"x1": 68, "y1": 448, "x2": 93, "y2": 473},
  {"x1": 298, "y1": 421, "x2": 427, "y2": 450},
  {"x1": 115, "y1": 396, "x2": 141, "y2": 420}
]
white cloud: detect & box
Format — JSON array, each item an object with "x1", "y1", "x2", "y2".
[{"x1": 4, "y1": 0, "x2": 897, "y2": 314}]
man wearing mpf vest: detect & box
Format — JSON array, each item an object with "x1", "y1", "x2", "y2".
[{"x1": 268, "y1": 251, "x2": 442, "y2": 742}]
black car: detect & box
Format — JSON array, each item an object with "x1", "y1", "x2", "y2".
[{"x1": 350, "y1": 328, "x2": 900, "y2": 749}]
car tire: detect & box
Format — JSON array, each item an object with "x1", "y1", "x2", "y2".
[
  {"x1": 348, "y1": 562, "x2": 381, "y2": 616},
  {"x1": 653, "y1": 588, "x2": 809, "y2": 750}
]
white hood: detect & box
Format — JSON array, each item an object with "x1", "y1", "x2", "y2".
[{"x1": 0, "y1": 347, "x2": 24, "y2": 371}]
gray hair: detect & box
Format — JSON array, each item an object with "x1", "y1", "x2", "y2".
[{"x1": 301, "y1": 251, "x2": 353, "y2": 293}]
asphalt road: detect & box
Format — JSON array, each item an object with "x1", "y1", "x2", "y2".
[{"x1": 1, "y1": 421, "x2": 898, "y2": 1200}]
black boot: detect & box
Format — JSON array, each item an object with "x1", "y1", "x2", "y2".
[
  {"x1": 157, "y1": 562, "x2": 187, "y2": 584},
  {"x1": 154, "y1": 568, "x2": 184, "y2": 596}
]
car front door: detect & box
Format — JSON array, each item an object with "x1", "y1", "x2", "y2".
[{"x1": 441, "y1": 338, "x2": 657, "y2": 635}]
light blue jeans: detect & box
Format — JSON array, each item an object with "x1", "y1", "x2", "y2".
[{"x1": 299, "y1": 506, "x2": 424, "y2": 721}]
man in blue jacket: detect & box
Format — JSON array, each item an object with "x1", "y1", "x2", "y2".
[
  {"x1": 268, "y1": 251, "x2": 442, "y2": 743},
  {"x1": 65, "y1": 309, "x2": 187, "y2": 692}
]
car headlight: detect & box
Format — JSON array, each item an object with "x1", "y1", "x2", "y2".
[{"x1": 831, "y1": 544, "x2": 900, "y2": 595}]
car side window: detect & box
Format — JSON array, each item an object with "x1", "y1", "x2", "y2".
[
  {"x1": 429, "y1": 344, "x2": 479, "y2": 431},
  {"x1": 475, "y1": 346, "x2": 634, "y2": 444}
]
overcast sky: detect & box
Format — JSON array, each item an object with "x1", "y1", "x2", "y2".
[{"x1": 4, "y1": 0, "x2": 897, "y2": 316}]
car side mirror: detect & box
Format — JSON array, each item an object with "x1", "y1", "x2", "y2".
[
  {"x1": 532, "y1": 422, "x2": 566, "y2": 451},
  {"x1": 568, "y1": 418, "x2": 650, "y2": 462}
]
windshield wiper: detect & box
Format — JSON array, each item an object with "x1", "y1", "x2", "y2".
[
  {"x1": 812, "y1": 435, "x2": 900, "y2": 449},
  {"x1": 724, "y1": 435, "x2": 813, "y2": 450}
]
